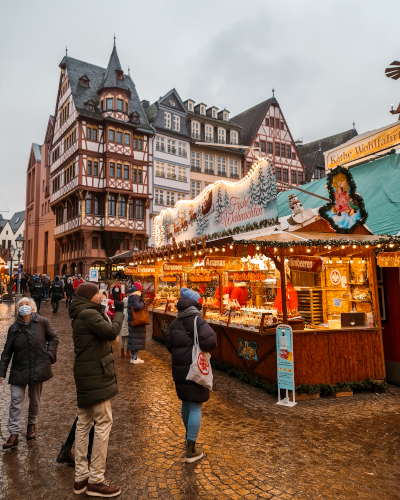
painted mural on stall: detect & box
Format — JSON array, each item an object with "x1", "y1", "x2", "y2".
[{"x1": 154, "y1": 159, "x2": 278, "y2": 245}]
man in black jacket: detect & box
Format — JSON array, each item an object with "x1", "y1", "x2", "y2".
[
  {"x1": 69, "y1": 282, "x2": 124, "y2": 498},
  {"x1": 50, "y1": 277, "x2": 64, "y2": 314},
  {"x1": 32, "y1": 278, "x2": 45, "y2": 313}
]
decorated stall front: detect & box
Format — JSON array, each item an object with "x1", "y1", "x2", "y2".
[{"x1": 130, "y1": 160, "x2": 398, "y2": 392}]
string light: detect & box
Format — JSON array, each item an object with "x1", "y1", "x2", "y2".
[
  {"x1": 329, "y1": 259, "x2": 332, "y2": 264},
  {"x1": 378, "y1": 244, "x2": 381, "y2": 248},
  {"x1": 353, "y1": 245, "x2": 356, "y2": 248},
  {"x1": 328, "y1": 246, "x2": 331, "y2": 250},
  {"x1": 350, "y1": 259, "x2": 353, "y2": 263},
  {"x1": 389, "y1": 244, "x2": 394, "y2": 248},
  {"x1": 179, "y1": 255, "x2": 182, "y2": 258},
  {"x1": 362, "y1": 259, "x2": 365, "y2": 264},
  {"x1": 256, "y1": 246, "x2": 260, "y2": 250},
  {"x1": 290, "y1": 248, "x2": 293, "y2": 252},
  {"x1": 230, "y1": 245, "x2": 233, "y2": 249},
  {"x1": 307, "y1": 247, "x2": 311, "y2": 253},
  {"x1": 222, "y1": 247, "x2": 226, "y2": 252},
  {"x1": 341, "y1": 245, "x2": 345, "y2": 249},
  {"x1": 338, "y1": 259, "x2": 342, "y2": 264},
  {"x1": 365, "y1": 245, "x2": 369, "y2": 248}
]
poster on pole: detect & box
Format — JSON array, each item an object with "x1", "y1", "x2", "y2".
[
  {"x1": 89, "y1": 268, "x2": 99, "y2": 282},
  {"x1": 276, "y1": 324, "x2": 296, "y2": 407},
  {"x1": 17, "y1": 265, "x2": 21, "y2": 285}
]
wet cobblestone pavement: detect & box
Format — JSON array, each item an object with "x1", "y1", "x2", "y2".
[{"x1": 0, "y1": 301, "x2": 399, "y2": 499}]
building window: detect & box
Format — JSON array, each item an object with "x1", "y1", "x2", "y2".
[
  {"x1": 167, "y1": 139, "x2": 176, "y2": 154},
  {"x1": 275, "y1": 142, "x2": 280, "y2": 157},
  {"x1": 178, "y1": 166, "x2": 186, "y2": 181},
  {"x1": 94, "y1": 161, "x2": 98, "y2": 177},
  {"x1": 283, "y1": 169, "x2": 288, "y2": 183},
  {"x1": 200, "y1": 105, "x2": 206, "y2": 115},
  {"x1": 274, "y1": 118, "x2": 279, "y2": 128},
  {"x1": 212, "y1": 109, "x2": 217, "y2": 118},
  {"x1": 156, "y1": 136, "x2": 165, "y2": 151},
  {"x1": 92, "y1": 237, "x2": 98, "y2": 249},
  {"x1": 230, "y1": 131, "x2": 238, "y2": 145},
  {"x1": 177, "y1": 193, "x2": 186, "y2": 201},
  {"x1": 173, "y1": 115, "x2": 180, "y2": 131},
  {"x1": 155, "y1": 189, "x2": 164, "y2": 205},
  {"x1": 116, "y1": 98, "x2": 124, "y2": 111},
  {"x1": 275, "y1": 168, "x2": 281, "y2": 181},
  {"x1": 265, "y1": 117, "x2": 269, "y2": 126},
  {"x1": 267, "y1": 142, "x2": 273, "y2": 154},
  {"x1": 291, "y1": 171, "x2": 297, "y2": 184},
  {"x1": 109, "y1": 129, "x2": 115, "y2": 142},
  {"x1": 191, "y1": 181, "x2": 201, "y2": 199},
  {"x1": 106, "y1": 98, "x2": 113, "y2": 110},
  {"x1": 255, "y1": 142, "x2": 259, "y2": 148},
  {"x1": 204, "y1": 154, "x2": 214, "y2": 174},
  {"x1": 260, "y1": 140, "x2": 266, "y2": 153},
  {"x1": 156, "y1": 161, "x2": 165, "y2": 177},
  {"x1": 124, "y1": 133, "x2": 130, "y2": 145},
  {"x1": 94, "y1": 195, "x2": 100, "y2": 215},
  {"x1": 118, "y1": 196, "x2": 127, "y2": 217},
  {"x1": 280, "y1": 121, "x2": 285, "y2": 130},
  {"x1": 281, "y1": 144, "x2": 286, "y2": 158},
  {"x1": 122, "y1": 239, "x2": 129, "y2": 251},
  {"x1": 132, "y1": 167, "x2": 142, "y2": 183},
  {"x1": 164, "y1": 112, "x2": 171, "y2": 128},
  {"x1": 178, "y1": 142, "x2": 187, "y2": 157},
  {"x1": 188, "y1": 101, "x2": 193, "y2": 111},
  {"x1": 191, "y1": 152, "x2": 200, "y2": 170},
  {"x1": 124, "y1": 165, "x2": 129, "y2": 180},
  {"x1": 246, "y1": 161, "x2": 252, "y2": 173},
  {"x1": 117, "y1": 131, "x2": 123, "y2": 144},
  {"x1": 110, "y1": 162, "x2": 115, "y2": 178},
  {"x1": 298, "y1": 172, "x2": 303, "y2": 185},
  {"x1": 86, "y1": 194, "x2": 93, "y2": 214},
  {"x1": 286, "y1": 145, "x2": 291, "y2": 158},
  {"x1": 218, "y1": 128, "x2": 226, "y2": 144},
  {"x1": 217, "y1": 157, "x2": 226, "y2": 175},
  {"x1": 136, "y1": 200, "x2": 144, "y2": 220},
  {"x1": 205, "y1": 125, "x2": 213, "y2": 142},
  {"x1": 129, "y1": 198, "x2": 134, "y2": 218},
  {"x1": 167, "y1": 164, "x2": 176, "y2": 179},
  {"x1": 108, "y1": 194, "x2": 116, "y2": 216},
  {"x1": 166, "y1": 191, "x2": 175, "y2": 206},
  {"x1": 192, "y1": 121, "x2": 200, "y2": 139},
  {"x1": 88, "y1": 160, "x2": 92, "y2": 176},
  {"x1": 87, "y1": 126, "x2": 92, "y2": 140},
  {"x1": 292, "y1": 152, "x2": 296, "y2": 160},
  {"x1": 117, "y1": 164, "x2": 122, "y2": 179},
  {"x1": 229, "y1": 159, "x2": 239, "y2": 178}
]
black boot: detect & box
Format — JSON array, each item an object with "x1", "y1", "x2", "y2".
[{"x1": 56, "y1": 444, "x2": 75, "y2": 466}]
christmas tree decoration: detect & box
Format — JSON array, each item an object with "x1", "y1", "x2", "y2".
[{"x1": 215, "y1": 187, "x2": 223, "y2": 223}]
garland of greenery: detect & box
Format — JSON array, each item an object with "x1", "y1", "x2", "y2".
[
  {"x1": 318, "y1": 165, "x2": 368, "y2": 234},
  {"x1": 206, "y1": 217, "x2": 278, "y2": 242},
  {"x1": 211, "y1": 360, "x2": 388, "y2": 396}
]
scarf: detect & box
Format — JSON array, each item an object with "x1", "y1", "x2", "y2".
[{"x1": 177, "y1": 306, "x2": 202, "y2": 319}]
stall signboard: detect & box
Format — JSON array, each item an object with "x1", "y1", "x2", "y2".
[
  {"x1": 163, "y1": 263, "x2": 183, "y2": 273},
  {"x1": 288, "y1": 256, "x2": 323, "y2": 274},
  {"x1": 377, "y1": 252, "x2": 400, "y2": 267},
  {"x1": 89, "y1": 268, "x2": 99, "y2": 282},
  {"x1": 276, "y1": 324, "x2": 296, "y2": 407},
  {"x1": 189, "y1": 276, "x2": 212, "y2": 282},
  {"x1": 232, "y1": 272, "x2": 267, "y2": 281},
  {"x1": 330, "y1": 269, "x2": 342, "y2": 286},
  {"x1": 204, "y1": 257, "x2": 226, "y2": 269},
  {"x1": 154, "y1": 158, "x2": 278, "y2": 246},
  {"x1": 125, "y1": 265, "x2": 161, "y2": 275},
  {"x1": 325, "y1": 121, "x2": 400, "y2": 170}
]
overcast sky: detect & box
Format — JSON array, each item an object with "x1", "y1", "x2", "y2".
[{"x1": 1, "y1": 0, "x2": 399, "y2": 216}]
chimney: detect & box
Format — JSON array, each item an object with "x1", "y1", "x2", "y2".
[{"x1": 141, "y1": 100, "x2": 150, "y2": 109}]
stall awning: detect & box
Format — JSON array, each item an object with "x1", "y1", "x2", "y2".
[
  {"x1": 109, "y1": 249, "x2": 133, "y2": 262},
  {"x1": 277, "y1": 153, "x2": 400, "y2": 236}
]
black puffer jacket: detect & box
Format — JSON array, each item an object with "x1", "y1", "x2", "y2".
[
  {"x1": 65, "y1": 281, "x2": 74, "y2": 297},
  {"x1": 0, "y1": 313, "x2": 59, "y2": 385},
  {"x1": 127, "y1": 292, "x2": 146, "y2": 351},
  {"x1": 166, "y1": 298, "x2": 217, "y2": 402},
  {"x1": 51, "y1": 280, "x2": 64, "y2": 298}
]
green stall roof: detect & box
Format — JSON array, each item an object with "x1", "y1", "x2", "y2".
[{"x1": 277, "y1": 153, "x2": 400, "y2": 236}]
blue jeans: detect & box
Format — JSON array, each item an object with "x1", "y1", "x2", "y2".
[
  {"x1": 44, "y1": 289, "x2": 49, "y2": 300},
  {"x1": 130, "y1": 350, "x2": 138, "y2": 360},
  {"x1": 181, "y1": 401, "x2": 202, "y2": 442}
]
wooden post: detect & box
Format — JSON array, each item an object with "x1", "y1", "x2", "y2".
[
  {"x1": 280, "y1": 248, "x2": 288, "y2": 325},
  {"x1": 219, "y1": 271, "x2": 223, "y2": 314}
]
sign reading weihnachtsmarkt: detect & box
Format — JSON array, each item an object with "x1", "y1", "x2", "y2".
[{"x1": 154, "y1": 159, "x2": 278, "y2": 246}]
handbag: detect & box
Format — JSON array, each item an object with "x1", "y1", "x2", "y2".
[
  {"x1": 131, "y1": 299, "x2": 150, "y2": 327},
  {"x1": 185, "y1": 316, "x2": 213, "y2": 390}
]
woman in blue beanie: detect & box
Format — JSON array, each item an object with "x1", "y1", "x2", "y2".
[{"x1": 166, "y1": 287, "x2": 217, "y2": 463}]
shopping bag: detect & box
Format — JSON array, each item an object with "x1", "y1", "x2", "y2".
[
  {"x1": 131, "y1": 304, "x2": 150, "y2": 327},
  {"x1": 186, "y1": 316, "x2": 213, "y2": 390}
]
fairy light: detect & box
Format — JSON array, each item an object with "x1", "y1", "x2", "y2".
[
  {"x1": 307, "y1": 247, "x2": 311, "y2": 253},
  {"x1": 229, "y1": 245, "x2": 233, "y2": 249},
  {"x1": 179, "y1": 254, "x2": 182, "y2": 258},
  {"x1": 338, "y1": 259, "x2": 342, "y2": 264},
  {"x1": 290, "y1": 248, "x2": 293, "y2": 252},
  {"x1": 350, "y1": 259, "x2": 353, "y2": 263},
  {"x1": 256, "y1": 246, "x2": 260, "y2": 250},
  {"x1": 389, "y1": 244, "x2": 394, "y2": 248},
  {"x1": 362, "y1": 259, "x2": 365, "y2": 264},
  {"x1": 329, "y1": 259, "x2": 332, "y2": 264},
  {"x1": 353, "y1": 245, "x2": 356, "y2": 249},
  {"x1": 378, "y1": 244, "x2": 381, "y2": 248},
  {"x1": 341, "y1": 245, "x2": 345, "y2": 249},
  {"x1": 366, "y1": 245, "x2": 369, "y2": 248},
  {"x1": 328, "y1": 246, "x2": 331, "y2": 250},
  {"x1": 222, "y1": 247, "x2": 226, "y2": 252}
]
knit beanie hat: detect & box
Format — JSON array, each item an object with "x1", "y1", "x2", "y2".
[
  {"x1": 76, "y1": 282, "x2": 99, "y2": 300},
  {"x1": 180, "y1": 287, "x2": 200, "y2": 302},
  {"x1": 133, "y1": 281, "x2": 143, "y2": 291}
]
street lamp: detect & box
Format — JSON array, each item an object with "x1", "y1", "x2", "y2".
[{"x1": 15, "y1": 235, "x2": 24, "y2": 296}]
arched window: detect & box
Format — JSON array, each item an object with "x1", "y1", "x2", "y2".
[{"x1": 108, "y1": 194, "x2": 116, "y2": 216}]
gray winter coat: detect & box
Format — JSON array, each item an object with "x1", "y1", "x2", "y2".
[{"x1": 127, "y1": 294, "x2": 146, "y2": 351}]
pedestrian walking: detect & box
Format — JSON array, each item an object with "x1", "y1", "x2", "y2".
[
  {"x1": 28, "y1": 275, "x2": 35, "y2": 297},
  {"x1": 73, "y1": 274, "x2": 83, "y2": 291},
  {"x1": 69, "y1": 281, "x2": 124, "y2": 497},
  {"x1": 65, "y1": 277, "x2": 74, "y2": 307},
  {"x1": 50, "y1": 276, "x2": 64, "y2": 313},
  {"x1": 42, "y1": 274, "x2": 50, "y2": 302},
  {"x1": 120, "y1": 294, "x2": 129, "y2": 358},
  {"x1": 20, "y1": 274, "x2": 27, "y2": 295},
  {"x1": 165, "y1": 287, "x2": 217, "y2": 463},
  {"x1": 0, "y1": 297, "x2": 59, "y2": 449},
  {"x1": 32, "y1": 277, "x2": 45, "y2": 313},
  {"x1": 127, "y1": 282, "x2": 146, "y2": 364}
]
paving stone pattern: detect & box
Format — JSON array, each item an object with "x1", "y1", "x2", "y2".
[{"x1": 0, "y1": 300, "x2": 399, "y2": 499}]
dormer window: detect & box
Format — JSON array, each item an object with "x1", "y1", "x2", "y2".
[
  {"x1": 115, "y1": 70, "x2": 124, "y2": 80},
  {"x1": 200, "y1": 105, "x2": 206, "y2": 115},
  {"x1": 86, "y1": 100, "x2": 96, "y2": 111},
  {"x1": 188, "y1": 102, "x2": 193, "y2": 111},
  {"x1": 223, "y1": 111, "x2": 229, "y2": 121},
  {"x1": 212, "y1": 109, "x2": 217, "y2": 118},
  {"x1": 80, "y1": 75, "x2": 89, "y2": 87},
  {"x1": 131, "y1": 111, "x2": 140, "y2": 124}
]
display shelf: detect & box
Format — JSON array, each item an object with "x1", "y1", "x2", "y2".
[
  {"x1": 347, "y1": 282, "x2": 369, "y2": 286},
  {"x1": 341, "y1": 299, "x2": 371, "y2": 303}
]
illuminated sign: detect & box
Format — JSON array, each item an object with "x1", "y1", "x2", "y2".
[
  {"x1": 377, "y1": 252, "x2": 400, "y2": 267},
  {"x1": 204, "y1": 257, "x2": 226, "y2": 269},
  {"x1": 125, "y1": 265, "x2": 161, "y2": 275},
  {"x1": 163, "y1": 263, "x2": 183, "y2": 273},
  {"x1": 232, "y1": 272, "x2": 267, "y2": 281},
  {"x1": 288, "y1": 256, "x2": 323, "y2": 274}
]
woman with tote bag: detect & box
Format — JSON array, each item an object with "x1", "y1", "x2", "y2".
[
  {"x1": 127, "y1": 283, "x2": 147, "y2": 364},
  {"x1": 166, "y1": 288, "x2": 217, "y2": 463}
]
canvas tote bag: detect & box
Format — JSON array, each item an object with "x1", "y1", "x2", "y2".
[
  {"x1": 186, "y1": 316, "x2": 213, "y2": 390},
  {"x1": 131, "y1": 298, "x2": 150, "y2": 327}
]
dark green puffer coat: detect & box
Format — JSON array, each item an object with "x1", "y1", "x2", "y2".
[{"x1": 69, "y1": 295, "x2": 124, "y2": 409}]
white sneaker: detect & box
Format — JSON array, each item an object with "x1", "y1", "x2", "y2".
[
  {"x1": 131, "y1": 359, "x2": 143, "y2": 365},
  {"x1": 136, "y1": 358, "x2": 145, "y2": 364},
  {"x1": 130, "y1": 358, "x2": 133, "y2": 364}
]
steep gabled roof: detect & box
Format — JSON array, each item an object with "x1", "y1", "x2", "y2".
[
  {"x1": 231, "y1": 97, "x2": 275, "y2": 146},
  {"x1": 298, "y1": 129, "x2": 358, "y2": 182},
  {"x1": 98, "y1": 45, "x2": 130, "y2": 92},
  {"x1": 146, "y1": 88, "x2": 191, "y2": 138},
  {"x1": 9, "y1": 211, "x2": 25, "y2": 234},
  {"x1": 32, "y1": 143, "x2": 41, "y2": 162}
]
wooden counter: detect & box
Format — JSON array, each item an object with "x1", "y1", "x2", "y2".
[{"x1": 152, "y1": 311, "x2": 385, "y2": 386}]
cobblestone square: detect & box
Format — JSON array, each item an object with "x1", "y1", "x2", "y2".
[{"x1": 0, "y1": 301, "x2": 399, "y2": 499}]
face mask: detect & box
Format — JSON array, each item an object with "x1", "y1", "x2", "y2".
[
  {"x1": 115, "y1": 288, "x2": 120, "y2": 293},
  {"x1": 19, "y1": 305, "x2": 32, "y2": 316}
]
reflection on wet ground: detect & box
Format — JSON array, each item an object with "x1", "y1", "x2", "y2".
[{"x1": 0, "y1": 300, "x2": 399, "y2": 499}]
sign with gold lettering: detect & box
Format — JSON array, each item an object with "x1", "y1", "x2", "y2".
[
  {"x1": 232, "y1": 272, "x2": 267, "y2": 281},
  {"x1": 325, "y1": 121, "x2": 400, "y2": 170},
  {"x1": 377, "y1": 252, "x2": 400, "y2": 267},
  {"x1": 125, "y1": 265, "x2": 161, "y2": 275},
  {"x1": 163, "y1": 262, "x2": 183, "y2": 273},
  {"x1": 288, "y1": 256, "x2": 323, "y2": 274},
  {"x1": 204, "y1": 257, "x2": 226, "y2": 269}
]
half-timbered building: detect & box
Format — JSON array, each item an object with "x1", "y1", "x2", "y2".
[
  {"x1": 50, "y1": 44, "x2": 153, "y2": 277},
  {"x1": 232, "y1": 96, "x2": 305, "y2": 191}
]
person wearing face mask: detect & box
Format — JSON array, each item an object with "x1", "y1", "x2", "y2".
[
  {"x1": 65, "y1": 277, "x2": 75, "y2": 308},
  {"x1": 0, "y1": 298, "x2": 59, "y2": 450}
]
